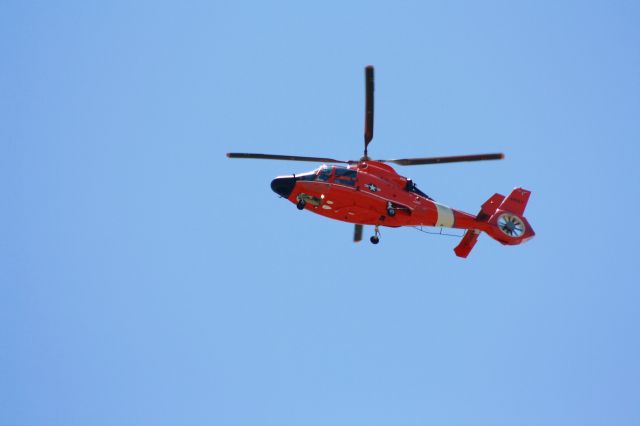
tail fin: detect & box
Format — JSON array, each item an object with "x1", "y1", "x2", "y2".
[
  {"x1": 498, "y1": 187, "x2": 530, "y2": 216},
  {"x1": 454, "y1": 188, "x2": 535, "y2": 258}
]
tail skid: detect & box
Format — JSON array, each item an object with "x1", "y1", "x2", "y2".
[{"x1": 454, "y1": 188, "x2": 535, "y2": 258}]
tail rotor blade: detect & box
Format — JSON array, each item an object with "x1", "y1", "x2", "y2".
[{"x1": 364, "y1": 65, "x2": 375, "y2": 158}]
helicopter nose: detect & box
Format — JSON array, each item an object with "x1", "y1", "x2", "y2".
[{"x1": 270, "y1": 175, "x2": 296, "y2": 198}]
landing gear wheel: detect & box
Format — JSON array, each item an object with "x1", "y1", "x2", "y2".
[
  {"x1": 370, "y1": 225, "x2": 381, "y2": 245},
  {"x1": 296, "y1": 200, "x2": 306, "y2": 210}
]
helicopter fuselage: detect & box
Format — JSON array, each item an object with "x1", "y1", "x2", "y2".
[{"x1": 271, "y1": 160, "x2": 479, "y2": 231}]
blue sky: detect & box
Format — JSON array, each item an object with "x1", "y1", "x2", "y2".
[{"x1": 2, "y1": 1, "x2": 640, "y2": 425}]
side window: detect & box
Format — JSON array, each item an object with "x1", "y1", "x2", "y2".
[{"x1": 334, "y1": 168, "x2": 357, "y2": 186}]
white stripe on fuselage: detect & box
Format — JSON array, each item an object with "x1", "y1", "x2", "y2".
[{"x1": 435, "y1": 203, "x2": 454, "y2": 227}]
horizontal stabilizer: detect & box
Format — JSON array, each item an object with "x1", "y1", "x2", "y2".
[{"x1": 480, "y1": 193, "x2": 505, "y2": 219}]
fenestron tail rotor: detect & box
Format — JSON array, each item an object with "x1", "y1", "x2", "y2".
[{"x1": 497, "y1": 214, "x2": 526, "y2": 237}]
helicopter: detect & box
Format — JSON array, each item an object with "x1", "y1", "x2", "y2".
[{"x1": 227, "y1": 66, "x2": 534, "y2": 258}]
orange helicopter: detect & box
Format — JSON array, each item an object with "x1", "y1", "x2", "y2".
[{"x1": 228, "y1": 66, "x2": 534, "y2": 258}]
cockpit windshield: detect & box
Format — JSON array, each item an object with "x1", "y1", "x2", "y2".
[
  {"x1": 296, "y1": 171, "x2": 317, "y2": 181},
  {"x1": 296, "y1": 165, "x2": 333, "y2": 182}
]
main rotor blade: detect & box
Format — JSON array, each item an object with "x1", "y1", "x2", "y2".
[
  {"x1": 227, "y1": 153, "x2": 350, "y2": 163},
  {"x1": 354, "y1": 224, "x2": 363, "y2": 243},
  {"x1": 379, "y1": 153, "x2": 504, "y2": 166},
  {"x1": 364, "y1": 65, "x2": 375, "y2": 157}
]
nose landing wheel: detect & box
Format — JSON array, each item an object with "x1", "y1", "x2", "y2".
[{"x1": 370, "y1": 225, "x2": 381, "y2": 244}]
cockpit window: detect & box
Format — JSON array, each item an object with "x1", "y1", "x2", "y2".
[
  {"x1": 296, "y1": 165, "x2": 358, "y2": 186},
  {"x1": 334, "y1": 166, "x2": 357, "y2": 186},
  {"x1": 334, "y1": 167, "x2": 356, "y2": 177},
  {"x1": 317, "y1": 165, "x2": 332, "y2": 181}
]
